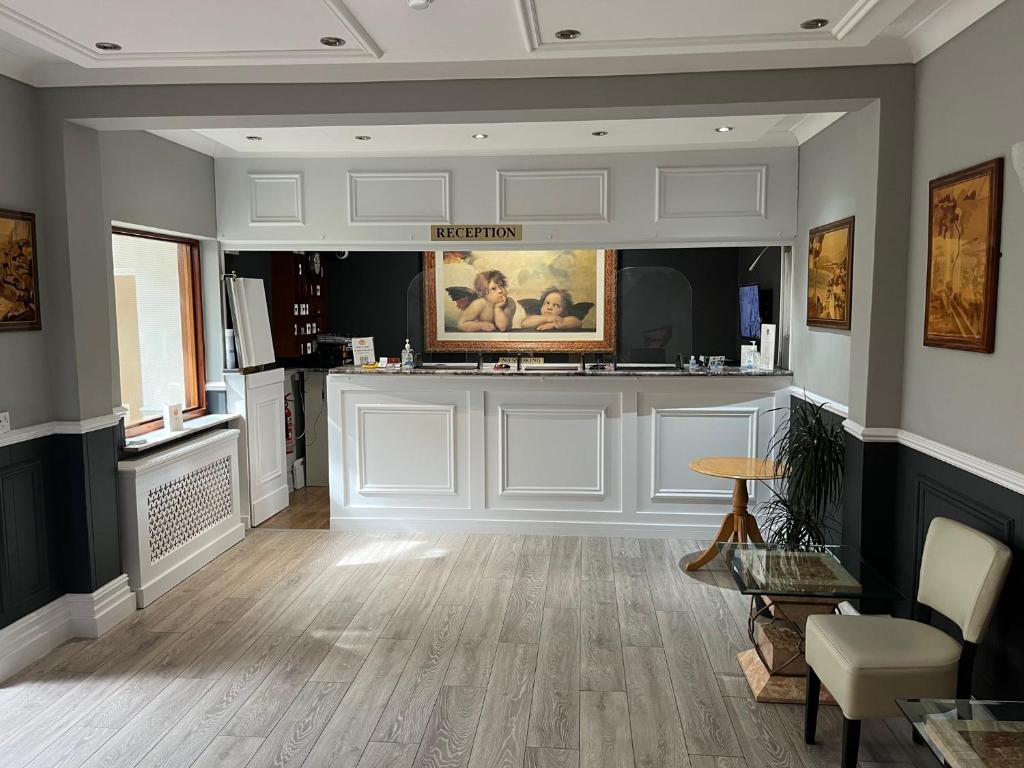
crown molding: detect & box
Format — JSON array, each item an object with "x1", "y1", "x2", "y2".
[{"x1": 903, "y1": 0, "x2": 1005, "y2": 61}]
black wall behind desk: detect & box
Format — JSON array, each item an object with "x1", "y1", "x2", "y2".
[
  {"x1": 232, "y1": 248, "x2": 782, "y2": 362},
  {"x1": 621, "y1": 249, "x2": 738, "y2": 357},
  {"x1": 328, "y1": 251, "x2": 423, "y2": 358}
]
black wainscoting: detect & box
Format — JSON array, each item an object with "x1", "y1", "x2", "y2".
[
  {"x1": 0, "y1": 426, "x2": 122, "y2": 630},
  {"x1": 789, "y1": 393, "x2": 1023, "y2": 695},
  {"x1": 0, "y1": 437, "x2": 61, "y2": 628},
  {"x1": 889, "y1": 445, "x2": 1024, "y2": 698}
]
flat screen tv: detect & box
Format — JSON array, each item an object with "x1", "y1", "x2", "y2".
[{"x1": 739, "y1": 283, "x2": 761, "y2": 340}]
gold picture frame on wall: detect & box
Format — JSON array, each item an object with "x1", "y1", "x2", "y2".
[
  {"x1": 0, "y1": 208, "x2": 41, "y2": 332},
  {"x1": 806, "y1": 216, "x2": 854, "y2": 330},
  {"x1": 423, "y1": 249, "x2": 617, "y2": 353},
  {"x1": 924, "y1": 158, "x2": 1003, "y2": 353}
]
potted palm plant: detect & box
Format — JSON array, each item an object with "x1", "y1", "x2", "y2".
[{"x1": 759, "y1": 399, "x2": 845, "y2": 548}]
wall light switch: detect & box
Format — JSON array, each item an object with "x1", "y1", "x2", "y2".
[{"x1": 0, "y1": 412, "x2": 10, "y2": 434}]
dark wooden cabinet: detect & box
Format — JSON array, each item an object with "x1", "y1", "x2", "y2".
[{"x1": 270, "y1": 253, "x2": 329, "y2": 359}]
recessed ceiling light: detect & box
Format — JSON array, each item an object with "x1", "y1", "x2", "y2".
[
  {"x1": 592, "y1": 131, "x2": 608, "y2": 137},
  {"x1": 95, "y1": 42, "x2": 122, "y2": 52},
  {"x1": 472, "y1": 133, "x2": 489, "y2": 140},
  {"x1": 800, "y1": 18, "x2": 829, "y2": 30},
  {"x1": 554, "y1": 29, "x2": 581, "y2": 40},
  {"x1": 319, "y1": 36, "x2": 346, "y2": 47},
  {"x1": 246, "y1": 136, "x2": 263, "y2": 142},
  {"x1": 715, "y1": 126, "x2": 734, "y2": 133},
  {"x1": 354, "y1": 135, "x2": 372, "y2": 141}
]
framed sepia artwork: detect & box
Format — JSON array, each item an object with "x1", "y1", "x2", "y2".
[
  {"x1": 924, "y1": 158, "x2": 1003, "y2": 352},
  {"x1": 424, "y1": 249, "x2": 617, "y2": 352},
  {"x1": 0, "y1": 208, "x2": 41, "y2": 332},
  {"x1": 806, "y1": 216, "x2": 854, "y2": 330}
]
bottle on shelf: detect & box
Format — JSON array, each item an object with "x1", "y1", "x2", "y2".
[{"x1": 401, "y1": 339, "x2": 415, "y2": 370}]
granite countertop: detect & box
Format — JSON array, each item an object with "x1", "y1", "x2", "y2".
[{"x1": 329, "y1": 365, "x2": 792, "y2": 378}]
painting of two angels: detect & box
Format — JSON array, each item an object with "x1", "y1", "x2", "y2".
[{"x1": 424, "y1": 249, "x2": 616, "y2": 352}]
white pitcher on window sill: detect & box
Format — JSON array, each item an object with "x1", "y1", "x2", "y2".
[{"x1": 162, "y1": 382, "x2": 186, "y2": 431}]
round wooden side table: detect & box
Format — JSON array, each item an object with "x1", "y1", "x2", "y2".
[{"x1": 685, "y1": 456, "x2": 786, "y2": 571}]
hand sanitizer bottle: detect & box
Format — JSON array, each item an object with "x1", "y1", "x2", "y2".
[
  {"x1": 687, "y1": 355, "x2": 697, "y2": 373},
  {"x1": 401, "y1": 339, "x2": 415, "y2": 370}
]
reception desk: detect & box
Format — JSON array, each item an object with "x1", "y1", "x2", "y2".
[{"x1": 326, "y1": 367, "x2": 793, "y2": 536}]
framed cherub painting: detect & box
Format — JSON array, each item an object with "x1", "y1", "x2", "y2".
[
  {"x1": 423, "y1": 249, "x2": 617, "y2": 352},
  {"x1": 0, "y1": 208, "x2": 41, "y2": 332}
]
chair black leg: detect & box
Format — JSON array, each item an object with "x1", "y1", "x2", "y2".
[
  {"x1": 842, "y1": 718, "x2": 861, "y2": 768},
  {"x1": 804, "y1": 666, "x2": 820, "y2": 744},
  {"x1": 912, "y1": 725, "x2": 924, "y2": 745}
]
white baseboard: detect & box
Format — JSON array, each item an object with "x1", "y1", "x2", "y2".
[
  {"x1": 64, "y1": 574, "x2": 137, "y2": 637},
  {"x1": 0, "y1": 575, "x2": 138, "y2": 683},
  {"x1": 135, "y1": 523, "x2": 244, "y2": 608},
  {"x1": 330, "y1": 515, "x2": 721, "y2": 538}
]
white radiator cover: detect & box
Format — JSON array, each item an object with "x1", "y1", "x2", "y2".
[{"x1": 118, "y1": 428, "x2": 245, "y2": 607}]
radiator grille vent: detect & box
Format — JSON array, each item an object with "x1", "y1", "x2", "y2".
[{"x1": 147, "y1": 456, "x2": 233, "y2": 563}]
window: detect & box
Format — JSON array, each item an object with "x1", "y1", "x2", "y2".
[{"x1": 112, "y1": 228, "x2": 206, "y2": 434}]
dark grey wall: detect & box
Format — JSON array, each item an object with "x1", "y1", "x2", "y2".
[
  {"x1": 99, "y1": 131, "x2": 217, "y2": 239},
  {"x1": 29, "y1": 64, "x2": 912, "y2": 424},
  {"x1": 900, "y1": 0, "x2": 1024, "y2": 473},
  {"x1": 0, "y1": 74, "x2": 52, "y2": 428},
  {"x1": 792, "y1": 103, "x2": 881, "y2": 412}
]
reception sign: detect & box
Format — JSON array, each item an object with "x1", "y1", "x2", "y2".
[{"x1": 431, "y1": 224, "x2": 522, "y2": 242}]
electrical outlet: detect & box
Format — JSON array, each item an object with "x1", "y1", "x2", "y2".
[{"x1": 0, "y1": 412, "x2": 9, "y2": 434}]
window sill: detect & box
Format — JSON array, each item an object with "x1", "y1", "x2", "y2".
[{"x1": 122, "y1": 413, "x2": 240, "y2": 455}]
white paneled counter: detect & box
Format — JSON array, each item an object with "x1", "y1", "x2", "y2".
[{"x1": 327, "y1": 370, "x2": 792, "y2": 536}]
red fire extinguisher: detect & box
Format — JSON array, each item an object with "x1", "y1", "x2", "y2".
[{"x1": 284, "y1": 393, "x2": 295, "y2": 454}]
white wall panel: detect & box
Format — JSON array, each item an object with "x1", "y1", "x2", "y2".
[
  {"x1": 328, "y1": 374, "x2": 791, "y2": 535},
  {"x1": 336, "y1": 390, "x2": 471, "y2": 510},
  {"x1": 347, "y1": 171, "x2": 450, "y2": 224},
  {"x1": 499, "y1": 406, "x2": 605, "y2": 496},
  {"x1": 248, "y1": 172, "x2": 304, "y2": 225},
  {"x1": 656, "y1": 165, "x2": 767, "y2": 220},
  {"x1": 497, "y1": 169, "x2": 608, "y2": 223},
  {"x1": 650, "y1": 406, "x2": 758, "y2": 501},
  {"x1": 217, "y1": 148, "x2": 796, "y2": 248},
  {"x1": 356, "y1": 404, "x2": 455, "y2": 494},
  {"x1": 636, "y1": 392, "x2": 778, "y2": 516}
]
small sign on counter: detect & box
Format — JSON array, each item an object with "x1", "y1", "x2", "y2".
[{"x1": 352, "y1": 336, "x2": 376, "y2": 366}]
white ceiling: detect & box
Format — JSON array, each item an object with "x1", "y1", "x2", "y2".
[
  {"x1": 151, "y1": 113, "x2": 846, "y2": 159},
  {"x1": 0, "y1": 0, "x2": 1004, "y2": 87}
]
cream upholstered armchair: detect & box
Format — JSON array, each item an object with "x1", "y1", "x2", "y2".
[{"x1": 803, "y1": 516, "x2": 1012, "y2": 768}]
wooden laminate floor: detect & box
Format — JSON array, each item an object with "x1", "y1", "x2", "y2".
[
  {"x1": 0, "y1": 530, "x2": 937, "y2": 768},
  {"x1": 258, "y1": 486, "x2": 330, "y2": 529}
]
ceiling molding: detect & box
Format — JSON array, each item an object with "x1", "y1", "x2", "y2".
[
  {"x1": 512, "y1": 0, "x2": 834, "y2": 55},
  {"x1": 832, "y1": 0, "x2": 887, "y2": 40},
  {"x1": 0, "y1": 2, "x2": 97, "y2": 65},
  {"x1": 322, "y1": 0, "x2": 383, "y2": 59},
  {"x1": 902, "y1": 0, "x2": 1004, "y2": 61},
  {"x1": 515, "y1": 0, "x2": 541, "y2": 53},
  {"x1": 0, "y1": 0, "x2": 380, "y2": 68},
  {"x1": 788, "y1": 112, "x2": 846, "y2": 145}
]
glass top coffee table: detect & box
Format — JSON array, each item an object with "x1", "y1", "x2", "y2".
[
  {"x1": 897, "y1": 699, "x2": 1024, "y2": 767},
  {"x1": 718, "y1": 542, "x2": 900, "y2": 704}
]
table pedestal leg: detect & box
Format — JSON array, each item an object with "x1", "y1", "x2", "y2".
[{"x1": 686, "y1": 478, "x2": 762, "y2": 571}]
